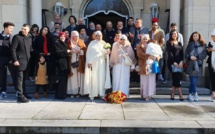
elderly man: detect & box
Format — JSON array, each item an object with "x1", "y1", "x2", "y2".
[
  {"x1": 103, "y1": 21, "x2": 115, "y2": 45},
  {"x1": 84, "y1": 31, "x2": 111, "y2": 101}
]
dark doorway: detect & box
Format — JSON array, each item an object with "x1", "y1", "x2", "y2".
[{"x1": 88, "y1": 12, "x2": 127, "y2": 31}]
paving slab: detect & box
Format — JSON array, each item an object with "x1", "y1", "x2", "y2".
[
  {"x1": 0, "y1": 102, "x2": 49, "y2": 119},
  {"x1": 79, "y1": 102, "x2": 124, "y2": 120},
  {"x1": 124, "y1": 111, "x2": 171, "y2": 120},
  {"x1": 33, "y1": 102, "x2": 86, "y2": 120},
  {"x1": 159, "y1": 103, "x2": 215, "y2": 121}
]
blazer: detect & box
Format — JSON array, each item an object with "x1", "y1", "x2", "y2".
[{"x1": 11, "y1": 31, "x2": 33, "y2": 71}]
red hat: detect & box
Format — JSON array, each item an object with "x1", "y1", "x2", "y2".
[
  {"x1": 151, "y1": 18, "x2": 159, "y2": 23},
  {"x1": 58, "y1": 32, "x2": 66, "y2": 38}
]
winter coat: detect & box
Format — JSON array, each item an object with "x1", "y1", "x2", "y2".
[{"x1": 185, "y1": 41, "x2": 207, "y2": 76}]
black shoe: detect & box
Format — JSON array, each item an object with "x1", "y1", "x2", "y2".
[
  {"x1": 17, "y1": 96, "x2": 29, "y2": 103},
  {"x1": 23, "y1": 94, "x2": 32, "y2": 99}
]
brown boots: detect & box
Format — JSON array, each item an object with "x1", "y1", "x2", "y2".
[
  {"x1": 34, "y1": 92, "x2": 39, "y2": 99},
  {"x1": 34, "y1": 92, "x2": 48, "y2": 99},
  {"x1": 43, "y1": 92, "x2": 48, "y2": 98}
]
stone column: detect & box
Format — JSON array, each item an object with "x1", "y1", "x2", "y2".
[
  {"x1": 170, "y1": 0, "x2": 180, "y2": 31},
  {"x1": 30, "y1": 0, "x2": 42, "y2": 28}
]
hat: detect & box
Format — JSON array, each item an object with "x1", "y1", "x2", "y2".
[
  {"x1": 151, "y1": 18, "x2": 159, "y2": 23},
  {"x1": 211, "y1": 29, "x2": 215, "y2": 36},
  {"x1": 58, "y1": 32, "x2": 66, "y2": 38}
]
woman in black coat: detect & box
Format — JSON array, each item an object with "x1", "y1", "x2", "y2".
[
  {"x1": 33, "y1": 26, "x2": 53, "y2": 74},
  {"x1": 52, "y1": 32, "x2": 71, "y2": 99},
  {"x1": 166, "y1": 30, "x2": 184, "y2": 101}
]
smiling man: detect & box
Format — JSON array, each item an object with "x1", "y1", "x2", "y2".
[{"x1": 11, "y1": 24, "x2": 33, "y2": 103}]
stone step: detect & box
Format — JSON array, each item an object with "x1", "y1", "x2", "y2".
[
  {"x1": 129, "y1": 87, "x2": 211, "y2": 95},
  {"x1": 5, "y1": 86, "x2": 210, "y2": 95}
]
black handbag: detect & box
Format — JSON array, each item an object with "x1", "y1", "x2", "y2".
[
  {"x1": 71, "y1": 54, "x2": 79, "y2": 68},
  {"x1": 71, "y1": 61, "x2": 79, "y2": 68}
]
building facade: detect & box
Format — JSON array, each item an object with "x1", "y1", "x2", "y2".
[{"x1": 0, "y1": 0, "x2": 215, "y2": 86}]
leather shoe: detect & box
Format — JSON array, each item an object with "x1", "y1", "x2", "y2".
[
  {"x1": 23, "y1": 94, "x2": 32, "y2": 99},
  {"x1": 17, "y1": 96, "x2": 29, "y2": 103}
]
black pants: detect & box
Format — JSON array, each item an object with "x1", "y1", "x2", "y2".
[
  {"x1": 55, "y1": 75, "x2": 67, "y2": 99},
  {"x1": 209, "y1": 65, "x2": 215, "y2": 91},
  {"x1": 0, "y1": 61, "x2": 17, "y2": 92},
  {"x1": 15, "y1": 70, "x2": 27, "y2": 97},
  {"x1": 36, "y1": 85, "x2": 47, "y2": 92}
]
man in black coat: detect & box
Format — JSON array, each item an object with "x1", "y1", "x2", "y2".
[
  {"x1": 11, "y1": 24, "x2": 33, "y2": 103},
  {"x1": 0, "y1": 22, "x2": 16, "y2": 99}
]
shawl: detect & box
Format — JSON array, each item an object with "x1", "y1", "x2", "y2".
[{"x1": 110, "y1": 41, "x2": 137, "y2": 66}]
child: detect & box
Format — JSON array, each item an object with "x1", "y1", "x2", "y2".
[{"x1": 34, "y1": 54, "x2": 48, "y2": 99}]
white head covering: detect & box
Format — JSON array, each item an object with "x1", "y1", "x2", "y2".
[
  {"x1": 71, "y1": 31, "x2": 79, "y2": 44},
  {"x1": 210, "y1": 29, "x2": 215, "y2": 71},
  {"x1": 119, "y1": 34, "x2": 128, "y2": 41},
  {"x1": 141, "y1": 34, "x2": 150, "y2": 40},
  {"x1": 211, "y1": 29, "x2": 215, "y2": 36},
  {"x1": 94, "y1": 31, "x2": 102, "y2": 36}
]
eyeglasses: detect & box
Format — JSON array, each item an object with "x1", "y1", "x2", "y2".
[{"x1": 120, "y1": 39, "x2": 125, "y2": 41}]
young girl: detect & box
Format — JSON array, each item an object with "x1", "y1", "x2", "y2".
[{"x1": 34, "y1": 54, "x2": 49, "y2": 99}]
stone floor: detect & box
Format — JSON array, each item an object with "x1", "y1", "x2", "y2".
[{"x1": 0, "y1": 94, "x2": 215, "y2": 134}]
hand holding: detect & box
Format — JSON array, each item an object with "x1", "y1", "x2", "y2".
[
  {"x1": 190, "y1": 56, "x2": 197, "y2": 61},
  {"x1": 14, "y1": 61, "x2": 20, "y2": 66}
]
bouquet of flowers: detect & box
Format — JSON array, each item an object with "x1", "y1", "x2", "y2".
[
  {"x1": 104, "y1": 90, "x2": 127, "y2": 104},
  {"x1": 104, "y1": 43, "x2": 111, "y2": 49}
]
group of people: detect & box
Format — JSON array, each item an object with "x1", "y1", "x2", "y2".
[{"x1": 0, "y1": 14, "x2": 215, "y2": 103}]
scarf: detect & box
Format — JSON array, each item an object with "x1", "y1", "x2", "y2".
[{"x1": 211, "y1": 39, "x2": 215, "y2": 71}]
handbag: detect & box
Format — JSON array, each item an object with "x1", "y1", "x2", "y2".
[
  {"x1": 152, "y1": 60, "x2": 160, "y2": 74},
  {"x1": 71, "y1": 54, "x2": 79, "y2": 68},
  {"x1": 171, "y1": 64, "x2": 183, "y2": 73},
  {"x1": 119, "y1": 46, "x2": 133, "y2": 66}
]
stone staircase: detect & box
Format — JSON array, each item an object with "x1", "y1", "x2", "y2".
[{"x1": 5, "y1": 79, "x2": 211, "y2": 95}]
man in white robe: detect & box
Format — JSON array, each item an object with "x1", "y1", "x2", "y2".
[{"x1": 84, "y1": 31, "x2": 111, "y2": 101}]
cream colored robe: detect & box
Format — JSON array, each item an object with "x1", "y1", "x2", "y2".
[{"x1": 84, "y1": 40, "x2": 111, "y2": 98}]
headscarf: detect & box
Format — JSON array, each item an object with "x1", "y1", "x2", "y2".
[
  {"x1": 58, "y1": 32, "x2": 66, "y2": 38},
  {"x1": 210, "y1": 29, "x2": 215, "y2": 71},
  {"x1": 71, "y1": 31, "x2": 79, "y2": 44}
]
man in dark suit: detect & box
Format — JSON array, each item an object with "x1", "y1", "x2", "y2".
[{"x1": 11, "y1": 24, "x2": 33, "y2": 103}]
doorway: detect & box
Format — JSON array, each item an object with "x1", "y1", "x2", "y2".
[{"x1": 88, "y1": 12, "x2": 127, "y2": 30}]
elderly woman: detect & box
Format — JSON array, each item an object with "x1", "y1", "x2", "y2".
[
  {"x1": 67, "y1": 31, "x2": 87, "y2": 98},
  {"x1": 52, "y1": 32, "x2": 71, "y2": 99},
  {"x1": 206, "y1": 29, "x2": 215, "y2": 102},
  {"x1": 136, "y1": 34, "x2": 161, "y2": 101},
  {"x1": 84, "y1": 31, "x2": 111, "y2": 101},
  {"x1": 110, "y1": 35, "x2": 136, "y2": 97}
]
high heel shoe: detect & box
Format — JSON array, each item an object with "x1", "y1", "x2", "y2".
[{"x1": 170, "y1": 92, "x2": 175, "y2": 100}]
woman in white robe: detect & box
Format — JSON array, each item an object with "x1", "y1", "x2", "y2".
[
  {"x1": 67, "y1": 31, "x2": 86, "y2": 98},
  {"x1": 110, "y1": 35, "x2": 137, "y2": 97},
  {"x1": 84, "y1": 31, "x2": 111, "y2": 101}
]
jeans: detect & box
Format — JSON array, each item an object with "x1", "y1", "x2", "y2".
[{"x1": 189, "y1": 76, "x2": 198, "y2": 94}]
